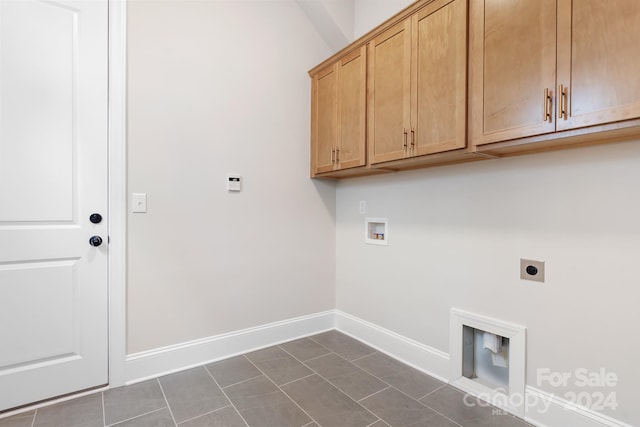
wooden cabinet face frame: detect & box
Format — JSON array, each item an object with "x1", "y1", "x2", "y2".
[
  {"x1": 311, "y1": 64, "x2": 337, "y2": 175},
  {"x1": 556, "y1": 0, "x2": 640, "y2": 131},
  {"x1": 310, "y1": 0, "x2": 640, "y2": 177},
  {"x1": 412, "y1": 0, "x2": 467, "y2": 157},
  {"x1": 368, "y1": 0, "x2": 468, "y2": 166},
  {"x1": 368, "y1": 20, "x2": 413, "y2": 165},
  {"x1": 470, "y1": 0, "x2": 640, "y2": 149},
  {"x1": 469, "y1": 0, "x2": 557, "y2": 147},
  {"x1": 310, "y1": 46, "x2": 367, "y2": 176}
]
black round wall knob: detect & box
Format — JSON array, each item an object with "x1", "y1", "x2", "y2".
[
  {"x1": 89, "y1": 236, "x2": 103, "y2": 247},
  {"x1": 90, "y1": 213, "x2": 103, "y2": 224},
  {"x1": 526, "y1": 265, "x2": 538, "y2": 276}
]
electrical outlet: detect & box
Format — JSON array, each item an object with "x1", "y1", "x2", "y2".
[{"x1": 520, "y1": 259, "x2": 544, "y2": 283}]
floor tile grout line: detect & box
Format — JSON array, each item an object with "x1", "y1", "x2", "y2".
[
  {"x1": 305, "y1": 335, "x2": 334, "y2": 353},
  {"x1": 30, "y1": 409, "x2": 37, "y2": 427},
  {"x1": 278, "y1": 345, "x2": 385, "y2": 425},
  {"x1": 357, "y1": 386, "x2": 391, "y2": 403},
  {"x1": 417, "y1": 400, "x2": 464, "y2": 427},
  {"x1": 364, "y1": 419, "x2": 383, "y2": 427},
  {"x1": 203, "y1": 365, "x2": 250, "y2": 427},
  {"x1": 174, "y1": 404, "x2": 233, "y2": 426},
  {"x1": 292, "y1": 350, "x2": 333, "y2": 364},
  {"x1": 416, "y1": 384, "x2": 446, "y2": 402},
  {"x1": 279, "y1": 373, "x2": 317, "y2": 387},
  {"x1": 242, "y1": 354, "x2": 321, "y2": 426},
  {"x1": 360, "y1": 370, "x2": 464, "y2": 427},
  {"x1": 350, "y1": 352, "x2": 378, "y2": 363},
  {"x1": 306, "y1": 337, "x2": 466, "y2": 427},
  {"x1": 261, "y1": 333, "x2": 465, "y2": 427},
  {"x1": 156, "y1": 378, "x2": 179, "y2": 427},
  {"x1": 105, "y1": 407, "x2": 168, "y2": 427},
  {"x1": 220, "y1": 374, "x2": 265, "y2": 390},
  {"x1": 307, "y1": 333, "x2": 378, "y2": 363}
]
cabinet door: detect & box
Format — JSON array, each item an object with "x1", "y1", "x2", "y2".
[
  {"x1": 412, "y1": 0, "x2": 467, "y2": 157},
  {"x1": 336, "y1": 46, "x2": 366, "y2": 170},
  {"x1": 469, "y1": 0, "x2": 557, "y2": 145},
  {"x1": 556, "y1": 0, "x2": 640, "y2": 131},
  {"x1": 311, "y1": 65, "x2": 337, "y2": 175},
  {"x1": 369, "y1": 20, "x2": 412, "y2": 164}
]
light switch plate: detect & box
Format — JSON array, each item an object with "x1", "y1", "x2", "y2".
[
  {"x1": 132, "y1": 193, "x2": 147, "y2": 213},
  {"x1": 520, "y1": 259, "x2": 544, "y2": 282}
]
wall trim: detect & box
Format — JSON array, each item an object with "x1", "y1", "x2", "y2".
[
  {"x1": 125, "y1": 310, "x2": 335, "y2": 384},
  {"x1": 108, "y1": 0, "x2": 127, "y2": 389},
  {"x1": 524, "y1": 386, "x2": 634, "y2": 427},
  {"x1": 334, "y1": 310, "x2": 449, "y2": 382}
]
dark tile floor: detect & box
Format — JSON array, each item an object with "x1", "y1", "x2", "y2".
[{"x1": 0, "y1": 331, "x2": 533, "y2": 427}]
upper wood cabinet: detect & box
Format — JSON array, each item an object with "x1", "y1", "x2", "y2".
[
  {"x1": 368, "y1": 20, "x2": 411, "y2": 164},
  {"x1": 369, "y1": 0, "x2": 467, "y2": 165},
  {"x1": 470, "y1": 0, "x2": 640, "y2": 147},
  {"x1": 556, "y1": 0, "x2": 640, "y2": 131},
  {"x1": 310, "y1": 46, "x2": 367, "y2": 177}
]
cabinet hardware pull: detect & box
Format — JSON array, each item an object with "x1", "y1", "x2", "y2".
[
  {"x1": 335, "y1": 148, "x2": 340, "y2": 163},
  {"x1": 403, "y1": 128, "x2": 408, "y2": 150},
  {"x1": 544, "y1": 88, "x2": 553, "y2": 123},
  {"x1": 559, "y1": 84, "x2": 567, "y2": 120},
  {"x1": 410, "y1": 128, "x2": 415, "y2": 149},
  {"x1": 330, "y1": 147, "x2": 335, "y2": 164}
]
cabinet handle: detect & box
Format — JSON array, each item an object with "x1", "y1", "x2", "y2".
[
  {"x1": 410, "y1": 128, "x2": 415, "y2": 149},
  {"x1": 330, "y1": 147, "x2": 335, "y2": 164},
  {"x1": 559, "y1": 84, "x2": 567, "y2": 120},
  {"x1": 335, "y1": 147, "x2": 340, "y2": 163},
  {"x1": 544, "y1": 88, "x2": 553, "y2": 123},
  {"x1": 403, "y1": 128, "x2": 408, "y2": 150}
]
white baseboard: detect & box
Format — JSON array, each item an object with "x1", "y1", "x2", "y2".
[
  {"x1": 125, "y1": 310, "x2": 335, "y2": 384},
  {"x1": 123, "y1": 309, "x2": 633, "y2": 427},
  {"x1": 524, "y1": 386, "x2": 634, "y2": 427},
  {"x1": 334, "y1": 310, "x2": 632, "y2": 427},
  {"x1": 334, "y1": 310, "x2": 449, "y2": 382}
]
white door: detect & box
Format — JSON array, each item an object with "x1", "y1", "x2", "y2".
[{"x1": 0, "y1": 0, "x2": 108, "y2": 411}]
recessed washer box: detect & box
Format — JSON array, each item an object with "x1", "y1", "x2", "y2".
[{"x1": 365, "y1": 218, "x2": 388, "y2": 245}]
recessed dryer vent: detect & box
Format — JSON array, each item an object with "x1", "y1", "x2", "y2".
[
  {"x1": 462, "y1": 326, "x2": 509, "y2": 390},
  {"x1": 450, "y1": 309, "x2": 526, "y2": 417}
]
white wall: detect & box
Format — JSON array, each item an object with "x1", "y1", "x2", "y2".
[
  {"x1": 354, "y1": 0, "x2": 413, "y2": 38},
  {"x1": 126, "y1": 0, "x2": 336, "y2": 354},
  {"x1": 335, "y1": 141, "x2": 640, "y2": 425},
  {"x1": 297, "y1": 0, "x2": 355, "y2": 51}
]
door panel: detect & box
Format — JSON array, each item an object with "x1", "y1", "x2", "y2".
[
  {"x1": 413, "y1": 0, "x2": 467, "y2": 157},
  {"x1": 336, "y1": 46, "x2": 366, "y2": 170},
  {"x1": 0, "y1": 0, "x2": 76, "y2": 221},
  {"x1": 473, "y1": 0, "x2": 556, "y2": 144},
  {"x1": 0, "y1": 0, "x2": 108, "y2": 411},
  {"x1": 557, "y1": 0, "x2": 640, "y2": 130},
  {"x1": 0, "y1": 260, "x2": 78, "y2": 368},
  {"x1": 312, "y1": 66, "x2": 337, "y2": 174},
  {"x1": 369, "y1": 20, "x2": 411, "y2": 164}
]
